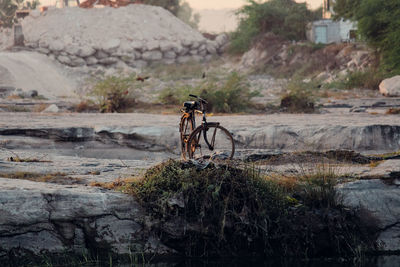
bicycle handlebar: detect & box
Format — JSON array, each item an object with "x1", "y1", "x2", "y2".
[{"x1": 189, "y1": 94, "x2": 208, "y2": 104}]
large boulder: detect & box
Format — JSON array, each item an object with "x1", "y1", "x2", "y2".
[{"x1": 380, "y1": 76, "x2": 400, "y2": 97}]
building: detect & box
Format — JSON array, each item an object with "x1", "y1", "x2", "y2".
[{"x1": 307, "y1": 0, "x2": 356, "y2": 44}]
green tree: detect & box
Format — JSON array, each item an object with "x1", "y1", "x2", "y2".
[
  {"x1": 334, "y1": 0, "x2": 400, "y2": 74},
  {"x1": 230, "y1": 0, "x2": 321, "y2": 53},
  {"x1": 0, "y1": 0, "x2": 39, "y2": 27}
]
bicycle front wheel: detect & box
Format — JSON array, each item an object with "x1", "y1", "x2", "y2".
[
  {"x1": 180, "y1": 115, "x2": 194, "y2": 160},
  {"x1": 187, "y1": 124, "x2": 235, "y2": 160}
]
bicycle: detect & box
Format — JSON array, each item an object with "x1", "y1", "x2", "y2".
[{"x1": 179, "y1": 94, "x2": 235, "y2": 160}]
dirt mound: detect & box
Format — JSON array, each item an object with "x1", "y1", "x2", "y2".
[{"x1": 18, "y1": 5, "x2": 227, "y2": 68}]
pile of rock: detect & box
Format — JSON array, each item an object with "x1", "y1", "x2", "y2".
[{"x1": 19, "y1": 5, "x2": 229, "y2": 68}]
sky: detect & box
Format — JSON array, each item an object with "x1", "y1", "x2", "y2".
[{"x1": 187, "y1": 0, "x2": 323, "y2": 10}]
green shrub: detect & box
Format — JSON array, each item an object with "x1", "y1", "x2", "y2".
[
  {"x1": 230, "y1": 0, "x2": 321, "y2": 53},
  {"x1": 280, "y1": 80, "x2": 317, "y2": 113},
  {"x1": 159, "y1": 72, "x2": 259, "y2": 113},
  {"x1": 118, "y1": 159, "x2": 378, "y2": 258},
  {"x1": 88, "y1": 74, "x2": 136, "y2": 113},
  {"x1": 334, "y1": 0, "x2": 400, "y2": 74}
]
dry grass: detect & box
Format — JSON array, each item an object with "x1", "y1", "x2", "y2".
[
  {"x1": 32, "y1": 104, "x2": 49, "y2": 113},
  {"x1": 0, "y1": 172, "x2": 81, "y2": 184},
  {"x1": 6, "y1": 94, "x2": 22, "y2": 100},
  {"x1": 386, "y1": 108, "x2": 400, "y2": 115},
  {"x1": 369, "y1": 161, "x2": 382, "y2": 168}
]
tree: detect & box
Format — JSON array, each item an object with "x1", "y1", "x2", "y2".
[
  {"x1": 0, "y1": 0, "x2": 39, "y2": 27},
  {"x1": 334, "y1": 0, "x2": 400, "y2": 74},
  {"x1": 230, "y1": 0, "x2": 321, "y2": 53}
]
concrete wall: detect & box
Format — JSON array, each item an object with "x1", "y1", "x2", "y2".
[{"x1": 308, "y1": 19, "x2": 357, "y2": 44}]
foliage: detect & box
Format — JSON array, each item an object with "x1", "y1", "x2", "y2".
[
  {"x1": 159, "y1": 72, "x2": 259, "y2": 113},
  {"x1": 230, "y1": 0, "x2": 322, "y2": 53},
  {"x1": 117, "y1": 159, "x2": 378, "y2": 258},
  {"x1": 333, "y1": 0, "x2": 400, "y2": 74},
  {"x1": 280, "y1": 79, "x2": 316, "y2": 113},
  {"x1": 0, "y1": 0, "x2": 39, "y2": 27},
  {"x1": 88, "y1": 74, "x2": 137, "y2": 113}
]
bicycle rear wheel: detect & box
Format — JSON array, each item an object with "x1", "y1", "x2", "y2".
[
  {"x1": 180, "y1": 114, "x2": 194, "y2": 160},
  {"x1": 187, "y1": 124, "x2": 235, "y2": 160}
]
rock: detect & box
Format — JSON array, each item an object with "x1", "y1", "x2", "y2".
[
  {"x1": 70, "y1": 56, "x2": 86, "y2": 67},
  {"x1": 131, "y1": 41, "x2": 144, "y2": 51},
  {"x1": 145, "y1": 41, "x2": 159, "y2": 51},
  {"x1": 48, "y1": 40, "x2": 64, "y2": 52},
  {"x1": 94, "y1": 50, "x2": 109, "y2": 59},
  {"x1": 57, "y1": 55, "x2": 71, "y2": 65},
  {"x1": 160, "y1": 42, "x2": 175, "y2": 52},
  {"x1": 181, "y1": 39, "x2": 192, "y2": 47},
  {"x1": 189, "y1": 49, "x2": 198, "y2": 55},
  {"x1": 380, "y1": 76, "x2": 400, "y2": 97},
  {"x1": 0, "y1": 178, "x2": 166, "y2": 256},
  {"x1": 206, "y1": 42, "x2": 217, "y2": 54},
  {"x1": 98, "y1": 57, "x2": 119, "y2": 65},
  {"x1": 78, "y1": 46, "x2": 95, "y2": 57},
  {"x1": 102, "y1": 38, "x2": 120, "y2": 53},
  {"x1": 338, "y1": 180, "x2": 400, "y2": 251},
  {"x1": 65, "y1": 44, "x2": 80, "y2": 56},
  {"x1": 172, "y1": 44, "x2": 183, "y2": 54},
  {"x1": 142, "y1": 51, "x2": 162, "y2": 61},
  {"x1": 42, "y1": 104, "x2": 60, "y2": 113},
  {"x1": 85, "y1": 56, "x2": 98, "y2": 65},
  {"x1": 215, "y1": 33, "x2": 229, "y2": 47},
  {"x1": 349, "y1": 107, "x2": 366, "y2": 113},
  {"x1": 190, "y1": 41, "x2": 200, "y2": 49},
  {"x1": 118, "y1": 41, "x2": 133, "y2": 53},
  {"x1": 179, "y1": 47, "x2": 189, "y2": 56},
  {"x1": 163, "y1": 51, "x2": 176, "y2": 59},
  {"x1": 36, "y1": 47, "x2": 50, "y2": 54},
  {"x1": 27, "y1": 90, "x2": 38, "y2": 98}
]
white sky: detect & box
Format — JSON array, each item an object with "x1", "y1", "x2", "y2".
[
  {"x1": 40, "y1": 0, "x2": 323, "y2": 10},
  {"x1": 187, "y1": 0, "x2": 323, "y2": 10}
]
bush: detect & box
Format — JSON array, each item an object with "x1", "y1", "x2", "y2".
[
  {"x1": 113, "y1": 160, "x2": 378, "y2": 258},
  {"x1": 280, "y1": 80, "x2": 316, "y2": 113},
  {"x1": 230, "y1": 0, "x2": 321, "y2": 53},
  {"x1": 334, "y1": 0, "x2": 400, "y2": 74},
  {"x1": 159, "y1": 72, "x2": 259, "y2": 113},
  {"x1": 88, "y1": 74, "x2": 136, "y2": 113}
]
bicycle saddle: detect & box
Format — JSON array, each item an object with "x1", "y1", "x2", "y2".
[{"x1": 183, "y1": 101, "x2": 199, "y2": 110}]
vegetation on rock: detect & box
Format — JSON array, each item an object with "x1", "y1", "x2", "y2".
[
  {"x1": 159, "y1": 72, "x2": 259, "y2": 113},
  {"x1": 88, "y1": 74, "x2": 137, "y2": 113},
  {"x1": 118, "y1": 160, "x2": 378, "y2": 258}
]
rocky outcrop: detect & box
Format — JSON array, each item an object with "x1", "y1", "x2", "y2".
[
  {"x1": 0, "y1": 178, "x2": 173, "y2": 258},
  {"x1": 339, "y1": 180, "x2": 400, "y2": 251},
  {"x1": 18, "y1": 6, "x2": 229, "y2": 68},
  {"x1": 240, "y1": 33, "x2": 374, "y2": 77},
  {"x1": 379, "y1": 76, "x2": 400, "y2": 97}
]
